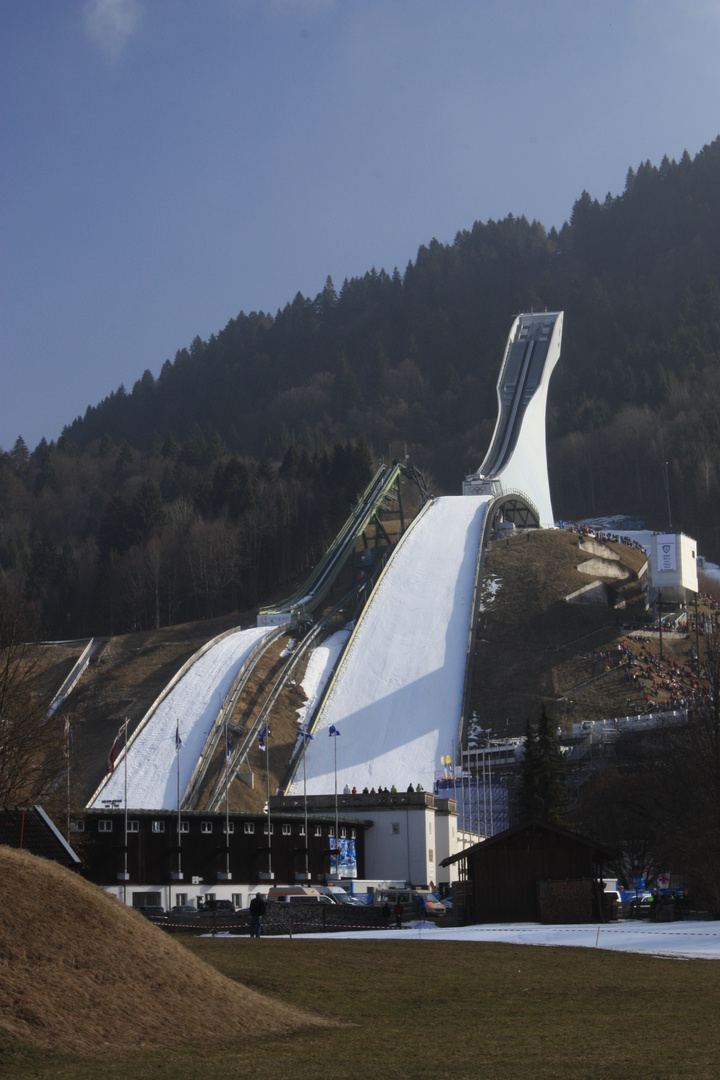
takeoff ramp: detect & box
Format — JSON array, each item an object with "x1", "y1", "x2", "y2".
[{"x1": 289, "y1": 495, "x2": 491, "y2": 796}]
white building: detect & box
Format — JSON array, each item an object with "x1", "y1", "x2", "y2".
[{"x1": 271, "y1": 791, "x2": 481, "y2": 890}]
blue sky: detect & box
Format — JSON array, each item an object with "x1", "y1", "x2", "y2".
[{"x1": 2, "y1": 0, "x2": 719, "y2": 452}]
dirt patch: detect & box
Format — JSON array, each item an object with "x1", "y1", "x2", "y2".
[{"x1": 0, "y1": 848, "x2": 333, "y2": 1057}]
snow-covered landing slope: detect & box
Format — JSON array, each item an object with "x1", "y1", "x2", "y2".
[
  {"x1": 294, "y1": 496, "x2": 490, "y2": 795},
  {"x1": 91, "y1": 626, "x2": 272, "y2": 810}
]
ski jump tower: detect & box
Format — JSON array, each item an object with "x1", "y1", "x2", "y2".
[{"x1": 463, "y1": 311, "x2": 563, "y2": 527}]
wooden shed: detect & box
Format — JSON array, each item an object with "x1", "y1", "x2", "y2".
[{"x1": 441, "y1": 819, "x2": 617, "y2": 924}]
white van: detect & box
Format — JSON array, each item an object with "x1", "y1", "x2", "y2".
[
  {"x1": 268, "y1": 886, "x2": 335, "y2": 904},
  {"x1": 314, "y1": 885, "x2": 366, "y2": 907},
  {"x1": 374, "y1": 888, "x2": 446, "y2": 919}
]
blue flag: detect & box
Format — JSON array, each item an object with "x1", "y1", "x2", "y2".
[
  {"x1": 300, "y1": 730, "x2": 314, "y2": 740},
  {"x1": 175, "y1": 720, "x2": 183, "y2": 751},
  {"x1": 328, "y1": 725, "x2": 340, "y2": 736},
  {"x1": 258, "y1": 726, "x2": 268, "y2": 751},
  {"x1": 225, "y1": 724, "x2": 231, "y2": 761}
]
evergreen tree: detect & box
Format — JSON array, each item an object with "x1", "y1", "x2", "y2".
[{"x1": 515, "y1": 706, "x2": 567, "y2": 825}]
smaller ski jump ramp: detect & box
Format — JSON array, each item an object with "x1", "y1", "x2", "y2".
[
  {"x1": 89, "y1": 626, "x2": 273, "y2": 810},
  {"x1": 290, "y1": 495, "x2": 491, "y2": 796}
]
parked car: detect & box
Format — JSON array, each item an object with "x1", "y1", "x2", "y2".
[
  {"x1": 137, "y1": 905, "x2": 167, "y2": 919},
  {"x1": 170, "y1": 904, "x2": 197, "y2": 915},
  {"x1": 198, "y1": 899, "x2": 236, "y2": 915},
  {"x1": 373, "y1": 888, "x2": 446, "y2": 919},
  {"x1": 314, "y1": 885, "x2": 365, "y2": 907}
]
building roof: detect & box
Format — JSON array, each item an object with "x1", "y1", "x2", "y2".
[
  {"x1": 0, "y1": 806, "x2": 81, "y2": 868},
  {"x1": 440, "y1": 818, "x2": 618, "y2": 867}
]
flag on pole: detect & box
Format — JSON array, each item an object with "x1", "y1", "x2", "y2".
[
  {"x1": 106, "y1": 721, "x2": 128, "y2": 776},
  {"x1": 328, "y1": 725, "x2": 341, "y2": 736},
  {"x1": 63, "y1": 717, "x2": 72, "y2": 758},
  {"x1": 300, "y1": 730, "x2": 314, "y2": 740},
  {"x1": 225, "y1": 723, "x2": 232, "y2": 761},
  {"x1": 175, "y1": 720, "x2": 183, "y2": 751},
  {"x1": 258, "y1": 726, "x2": 268, "y2": 751}
]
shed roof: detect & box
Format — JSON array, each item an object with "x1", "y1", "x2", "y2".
[
  {"x1": 0, "y1": 806, "x2": 81, "y2": 868},
  {"x1": 440, "y1": 818, "x2": 618, "y2": 867}
]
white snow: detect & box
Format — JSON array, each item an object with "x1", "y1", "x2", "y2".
[
  {"x1": 290, "y1": 919, "x2": 720, "y2": 958},
  {"x1": 91, "y1": 626, "x2": 272, "y2": 810},
  {"x1": 294, "y1": 629, "x2": 351, "y2": 734},
  {"x1": 298, "y1": 496, "x2": 490, "y2": 795}
]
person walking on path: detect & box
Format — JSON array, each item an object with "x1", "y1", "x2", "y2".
[
  {"x1": 249, "y1": 893, "x2": 267, "y2": 938},
  {"x1": 394, "y1": 901, "x2": 404, "y2": 929}
]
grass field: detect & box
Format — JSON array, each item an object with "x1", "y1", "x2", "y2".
[{"x1": 4, "y1": 936, "x2": 719, "y2": 1080}]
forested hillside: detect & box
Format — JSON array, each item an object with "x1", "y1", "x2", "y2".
[{"x1": 1, "y1": 137, "x2": 719, "y2": 637}]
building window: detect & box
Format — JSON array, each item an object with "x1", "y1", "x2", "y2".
[
  {"x1": 232, "y1": 893, "x2": 243, "y2": 908},
  {"x1": 98, "y1": 820, "x2": 112, "y2": 832},
  {"x1": 152, "y1": 820, "x2": 165, "y2": 833},
  {"x1": 340, "y1": 828, "x2": 347, "y2": 838},
  {"x1": 175, "y1": 893, "x2": 188, "y2": 907},
  {"x1": 328, "y1": 827, "x2": 334, "y2": 837},
  {"x1": 282, "y1": 824, "x2": 291, "y2": 836},
  {"x1": 134, "y1": 892, "x2": 161, "y2": 908},
  {"x1": 429, "y1": 849, "x2": 434, "y2": 863},
  {"x1": 314, "y1": 826, "x2": 322, "y2": 837},
  {"x1": 177, "y1": 820, "x2": 190, "y2": 833},
  {"x1": 222, "y1": 822, "x2": 235, "y2": 834},
  {"x1": 299, "y1": 825, "x2": 306, "y2": 836},
  {"x1": 428, "y1": 821, "x2": 433, "y2": 835},
  {"x1": 244, "y1": 822, "x2": 255, "y2": 835},
  {"x1": 263, "y1": 823, "x2": 274, "y2": 835},
  {"x1": 350, "y1": 829, "x2": 356, "y2": 839},
  {"x1": 201, "y1": 822, "x2": 212, "y2": 834},
  {"x1": 70, "y1": 820, "x2": 84, "y2": 832},
  {"x1": 205, "y1": 893, "x2": 216, "y2": 903},
  {"x1": 391, "y1": 823, "x2": 400, "y2": 835},
  {"x1": 127, "y1": 820, "x2": 139, "y2": 833}
]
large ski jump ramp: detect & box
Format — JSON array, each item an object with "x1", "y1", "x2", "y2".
[
  {"x1": 290, "y1": 495, "x2": 491, "y2": 796},
  {"x1": 90, "y1": 626, "x2": 273, "y2": 810}
]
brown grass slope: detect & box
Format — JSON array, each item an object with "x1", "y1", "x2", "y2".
[
  {"x1": 472, "y1": 529, "x2": 654, "y2": 734},
  {"x1": 0, "y1": 848, "x2": 331, "y2": 1057}
]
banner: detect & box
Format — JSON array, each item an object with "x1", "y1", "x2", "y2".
[
  {"x1": 656, "y1": 534, "x2": 677, "y2": 573},
  {"x1": 330, "y1": 837, "x2": 357, "y2": 878}
]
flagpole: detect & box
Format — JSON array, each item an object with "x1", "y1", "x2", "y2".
[
  {"x1": 303, "y1": 740, "x2": 309, "y2": 877},
  {"x1": 225, "y1": 721, "x2": 231, "y2": 880},
  {"x1": 177, "y1": 719, "x2": 182, "y2": 900},
  {"x1": 482, "y1": 737, "x2": 487, "y2": 837},
  {"x1": 265, "y1": 727, "x2": 272, "y2": 879},
  {"x1": 65, "y1": 718, "x2": 70, "y2": 840},
  {"x1": 475, "y1": 746, "x2": 480, "y2": 840},
  {"x1": 487, "y1": 731, "x2": 494, "y2": 837},
  {"x1": 123, "y1": 719, "x2": 128, "y2": 903},
  {"x1": 334, "y1": 730, "x2": 339, "y2": 866}
]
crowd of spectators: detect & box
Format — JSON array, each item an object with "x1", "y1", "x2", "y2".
[
  {"x1": 563, "y1": 522, "x2": 646, "y2": 552},
  {"x1": 614, "y1": 638, "x2": 713, "y2": 712}
]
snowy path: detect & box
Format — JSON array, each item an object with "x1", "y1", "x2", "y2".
[
  {"x1": 300, "y1": 496, "x2": 490, "y2": 794},
  {"x1": 286, "y1": 919, "x2": 720, "y2": 959},
  {"x1": 91, "y1": 627, "x2": 272, "y2": 810}
]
